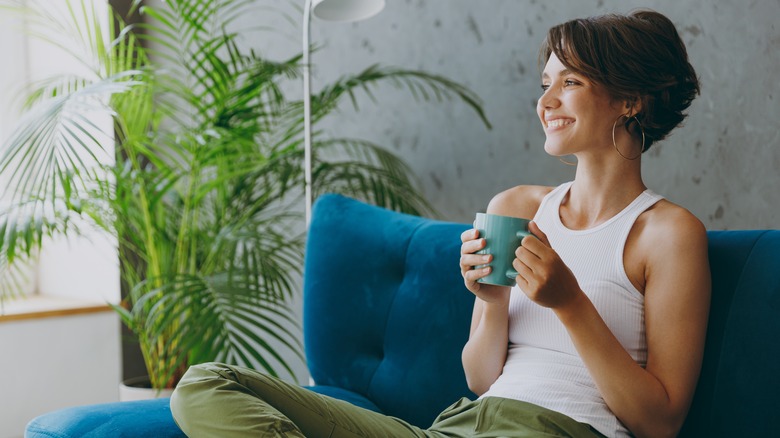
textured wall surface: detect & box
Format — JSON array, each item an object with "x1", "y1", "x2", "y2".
[{"x1": 253, "y1": 0, "x2": 779, "y2": 230}]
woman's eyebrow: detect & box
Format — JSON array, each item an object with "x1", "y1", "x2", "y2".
[{"x1": 541, "y1": 68, "x2": 574, "y2": 80}]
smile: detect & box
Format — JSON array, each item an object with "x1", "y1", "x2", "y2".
[{"x1": 546, "y1": 119, "x2": 575, "y2": 128}]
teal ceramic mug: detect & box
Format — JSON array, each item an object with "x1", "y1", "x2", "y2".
[{"x1": 474, "y1": 212, "x2": 531, "y2": 286}]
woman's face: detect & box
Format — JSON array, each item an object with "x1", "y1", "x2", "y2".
[{"x1": 536, "y1": 52, "x2": 628, "y2": 158}]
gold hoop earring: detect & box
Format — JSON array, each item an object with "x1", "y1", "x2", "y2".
[
  {"x1": 612, "y1": 114, "x2": 645, "y2": 160},
  {"x1": 558, "y1": 156, "x2": 577, "y2": 166}
]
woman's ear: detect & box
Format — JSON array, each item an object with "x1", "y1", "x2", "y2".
[{"x1": 625, "y1": 97, "x2": 644, "y2": 117}]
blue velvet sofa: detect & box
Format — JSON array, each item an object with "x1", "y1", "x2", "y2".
[{"x1": 25, "y1": 194, "x2": 780, "y2": 437}]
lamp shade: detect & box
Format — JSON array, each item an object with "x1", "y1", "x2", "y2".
[{"x1": 312, "y1": 0, "x2": 385, "y2": 22}]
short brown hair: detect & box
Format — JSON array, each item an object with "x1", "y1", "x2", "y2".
[{"x1": 539, "y1": 10, "x2": 700, "y2": 151}]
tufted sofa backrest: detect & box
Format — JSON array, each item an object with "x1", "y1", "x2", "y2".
[
  {"x1": 303, "y1": 194, "x2": 475, "y2": 427},
  {"x1": 680, "y1": 230, "x2": 780, "y2": 437}
]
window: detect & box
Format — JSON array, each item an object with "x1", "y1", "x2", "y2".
[{"x1": 0, "y1": 0, "x2": 119, "y2": 314}]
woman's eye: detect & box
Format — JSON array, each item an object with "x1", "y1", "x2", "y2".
[
  {"x1": 540, "y1": 84, "x2": 550, "y2": 92},
  {"x1": 564, "y1": 79, "x2": 580, "y2": 86}
]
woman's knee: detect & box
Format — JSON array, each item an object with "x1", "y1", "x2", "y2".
[
  {"x1": 170, "y1": 362, "x2": 235, "y2": 429},
  {"x1": 170, "y1": 363, "x2": 306, "y2": 437}
]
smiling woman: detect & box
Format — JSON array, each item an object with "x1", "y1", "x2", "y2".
[
  {"x1": 537, "y1": 53, "x2": 632, "y2": 160},
  {"x1": 538, "y1": 12, "x2": 700, "y2": 154},
  {"x1": 459, "y1": 10, "x2": 708, "y2": 438}
]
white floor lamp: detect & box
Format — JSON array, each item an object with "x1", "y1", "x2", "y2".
[{"x1": 302, "y1": 0, "x2": 385, "y2": 226}]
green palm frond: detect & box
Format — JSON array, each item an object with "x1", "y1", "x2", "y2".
[
  {"x1": 311, "y1": 138, "x2": 434, "y2": 215},
  {"x1": 1, "y1": 74, "x2": 142, "y2": 202},
  {"x1": 314, "y1": 65, "x2": 492, "y2": 130},
  {"x1": 0, "y1": 251, "x2": 34, "y2": 309},
  {"x1": 0, "y1": 198, "x2": 86, "y2": 264},
  {"x1": 1, "y1": 0, "x2": 489, "y2": 388},
  {"x1": 128, "y1": 270, "x2": 304, "y2": 388}
]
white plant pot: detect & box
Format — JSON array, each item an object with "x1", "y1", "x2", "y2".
[{"x1": 119, "y1": 376, "x2": 175, "y2": 401}]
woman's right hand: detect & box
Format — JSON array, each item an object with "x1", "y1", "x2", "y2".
[
  {"x1": 459, "y1": 228, "x2": 511, "y2": 303},
  {"x1": 460, "y1": 227, "x2": 512, "y2": 394}
]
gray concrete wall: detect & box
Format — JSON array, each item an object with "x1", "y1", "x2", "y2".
[{"x1": 254, "y1": 0, "x2": 779, "y2": 230}]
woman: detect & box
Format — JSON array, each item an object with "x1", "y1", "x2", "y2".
[
  {"x1": 171, "y1": 9, "x2": 709, "y2": 438},
  {"x1": 460, "y1": 9, "x2": 709, "y2": 438}
]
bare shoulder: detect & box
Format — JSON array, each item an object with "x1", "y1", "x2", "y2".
[
  {"x1": 635, "y1": 199, "x2": 709, "y2": 280},
  {"x1": 640, "y1": 199, "x2": 707, "y2": 247},
  {"x1": 486, "y1": 185, "x2": 554, "y2": 219}
]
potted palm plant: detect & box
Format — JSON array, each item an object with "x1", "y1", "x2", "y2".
[{"x1": 0, "y1": 0, "x2": 490, "y2": 390}]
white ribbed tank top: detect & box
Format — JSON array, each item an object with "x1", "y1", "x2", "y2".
[{"x1": 480, "y1": 181, "x2": 663, "y2": 438}]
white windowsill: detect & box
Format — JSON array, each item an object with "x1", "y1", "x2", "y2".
[{"x1": 0, "y1": 294, "x2": 113, "y2": 323}]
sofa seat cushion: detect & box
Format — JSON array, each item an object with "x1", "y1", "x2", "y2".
[{"x1": 25, "y1": 398, "x2": 184, "y2": 438}]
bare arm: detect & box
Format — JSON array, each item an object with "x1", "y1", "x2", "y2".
[
  {"x1": 516, "y1": 205, "x2": 710, "y2": 438},
  {"x1": 460, "y1": 185, "x2": 550, "y2": 395},
  {"x1": 460, "y1": 291, "x2": 510, "y2": 395}
]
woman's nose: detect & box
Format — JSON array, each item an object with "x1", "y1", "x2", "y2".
[{"x1": 538, "y1": 87, "x2": 559, "y2": 110}]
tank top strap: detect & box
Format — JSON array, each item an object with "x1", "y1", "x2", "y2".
[
  {"x1": 532, "y1": 182, "x2": 572, "y2": 226},
  {"x1": 610, "y1": 190, "x2": 665, "y2": 290},
  {"x1": 618, "y1": 190, "x2": 665, "y2": 229}
]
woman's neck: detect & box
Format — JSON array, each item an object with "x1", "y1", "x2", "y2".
[{"x1": 561, "y1": 155, "x2": 646, "y2": 230}]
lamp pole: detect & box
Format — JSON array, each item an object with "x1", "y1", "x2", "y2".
[
  {"x1": 302, "y1": 0, "x2": 314, "y2": 226},
  {"x1": 301, "y1": 0, "x2": 385, "y2": 226}
]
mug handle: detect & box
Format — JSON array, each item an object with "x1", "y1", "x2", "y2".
[{"x1": 505, "y1": 230, "x2": 530, "y2": 280}]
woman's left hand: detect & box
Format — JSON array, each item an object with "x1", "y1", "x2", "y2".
[{"x1": 512, "y1": 221, "x2": 582, "y2": 309}]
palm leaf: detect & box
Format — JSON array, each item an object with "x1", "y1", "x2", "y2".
[
  {"x1": 313, "y1": 65, "x2": 492, "y2": 129},
  {"x1": 1, "y1": 76, "x2": 139, "y2": 201},
  {"x1": 1, "y1": 0, "x2": 489, "y2": 389}
]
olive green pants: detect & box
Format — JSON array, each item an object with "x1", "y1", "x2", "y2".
[{"x1": 171, "y1": 362, "x2": 606, "y2": 438}]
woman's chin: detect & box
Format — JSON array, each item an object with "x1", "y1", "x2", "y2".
[{"x1": 543, "y1": 143, "x2": 569, "y2": 157}]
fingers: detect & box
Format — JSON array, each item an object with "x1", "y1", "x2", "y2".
[
  {"x1": 460, "y1": 228, "x2": 480, "y2": 243},
  {"x1": 464, "y1": 265, "x2": 491, "y2": 284},
  {"x1": 460, "y1": 242, "x2": 492, "y2": 276},
  {"x1": 461, "y1": 238, "x2": 486, "y2": 257},
  {"x1": 511, "y1": 258, "x2": 534, "y2": 289},
  {"x1": 460, "y1": 228, "x2": 491, "y2": 286},
  {"x1": 516, "y1": 237, "x2": 543, "y2": 265},
  {"x1": 460, "y1": 228, "x2": 487, "y2": 262},
  {"x1": 519, "y1": 232, "x2": 548, "y2": 259},
  {"x1": 527, "y1": 221, "x2": 550, "y2": 246},
  {"x1": 462, "y1": 252, "x2": 491, "y2": 267},
  {"x1": 513, "y1": 230, "x2": 547, "y2": 288}
]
